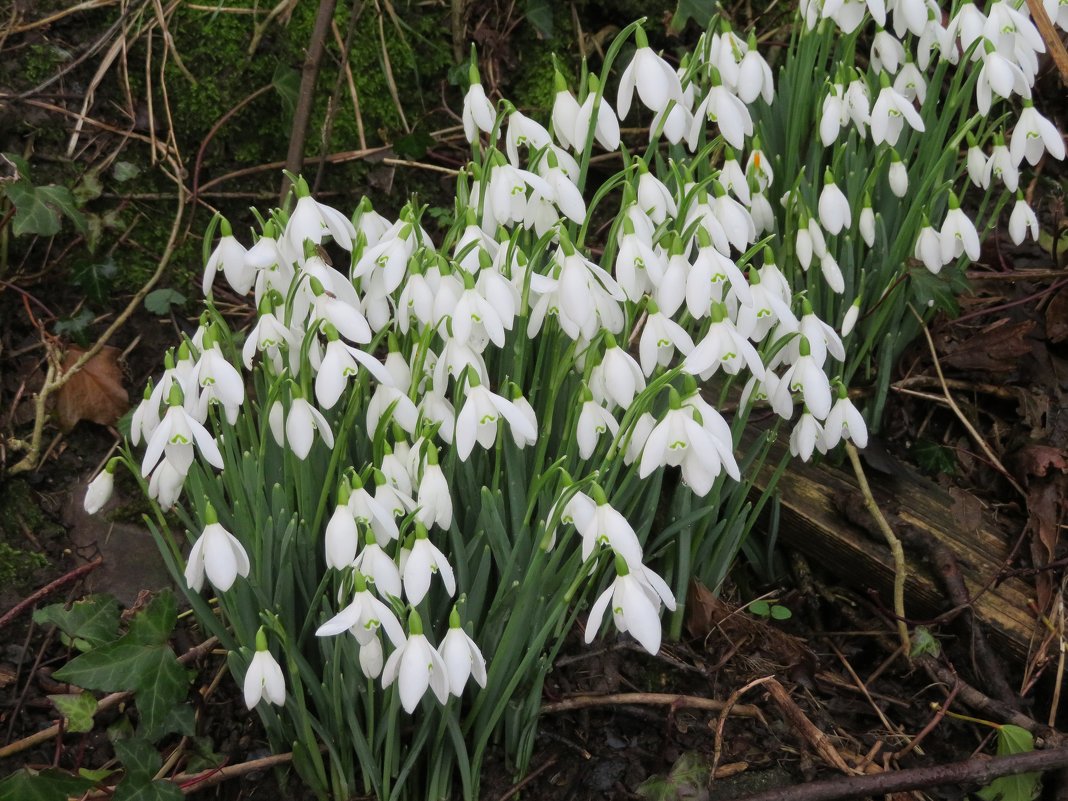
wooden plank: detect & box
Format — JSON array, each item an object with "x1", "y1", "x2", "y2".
[{"x1": 750, "y1": 433, "x2": 1038, "y2": 662}]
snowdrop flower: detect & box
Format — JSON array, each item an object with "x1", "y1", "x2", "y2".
[
  {"x1": 789, "y1": 300, "x2": 846, "y2": 367},
  {"x1": 353, "y1": 531, "x2": 403, "y2": 600},
  {"x1": 841, "y1": 298, "x2": 862, "y2": 337},
  {"x1": 1009, "y1": 195, "x2": 1039, "y2": 245},
  {"x1": 871, "y1": 80, "x2": 925, "y2": 146},
  {"x1": 820, "y1": 83, "x2": 847, "y2": 146},
  {"x1": 616, "y1": 28, "x2": 683, "y2": 118},
  {"x1": 684, "y1": 303, "x2": 765, "y2": 379},
  {"x1": 871, "y1": 29, "x2": 905, "y2": 74},
  {"x1": 1012, "y1": 103, "x2": 1065, "y2": 166},
  {"x1": 366, "y1": 384, "x2": 419, "y2": 438},
  {"x1": 242, "y1": 303, "x2": 295, "y2": 371},
  {"x1": 455, "y1": 373, "x2": 537, "y2": 461},
  {"x1": 688, "y1": 83, "x2": 753, "y2": 150},
  {"x1": 615, "y1": 221, "x2": 665, "y2": 302},
  {"x1": 195, "y1": 343, "x2": 244, "y2": 425},
  {"x1": 184, "y1": 504, "x2": 250, "y2": 593},
  {"x1": 624, "y1": 412, "x2": 657, "y2": 466},
  {"x1": 585, "y1": 555, "x2": 676, "y2": 655},
  {"x1": 1044, "y1": 0, "x2": 1068, "y2": 28},
  {"x1": 822, "y1": 386, "x2": 868, "y2": 449},
  {"x1": 686, "y1": 237, "x2": 750, "y2": 317},
  {"x1": 84, "y1": 460, "x2": 117, "y2": 514},
  {"x1": 505, "y1": 109, "x2": 552, "y2": 167},
  {"x1": 243, "y1": 630, "x2": 286, "y2": 709},
  {"x1": 438, "y1": 608, "x2": 487, "y2": 696},
  {"x1": 462, "y1": 63, "x2": 497, "y2": 143},
  {"x1": 285, "y1": 393, "x2": 335, "y2": 460},
  {"x1": 550, "y1": 69, "x2": 582, "y2": 150},
  {"x1": 976, "y1": 40, "x2": 1031, "y2": 114},
  {"x1": 639, "y1": 301, "x2": 694, "y2": 376},
  {"x1": 982, "y1": 138, "x2": 1019, "y2": 192},
  {"x1": 415, "y1": 446, "x2": 452, "y2": 530},
  {"x1": 736, "y1": 34, "x2": 775, "y2": 104},
  {"x1": 772, "y1": 337, "x2": 832, "y2": 419},
  {"x1": 315, "y1": 328, "x2": 392, "y2": 410},
  {"x1": 639, "y1": 392, "x2": 737, "y2": 495},
  {"x1": 790, "y1": 409, "x2": 827, "y2": 462},
  {"x1": 142, "y1": 386, "x2": 224, "y2": 477},
  {"x1": 381, "y1": 611, "x2": 450, "y2": 713},
  {"x1": 818, "y1": 171, "x2": 851, "y2": 235},
  {"x1": 845, "y1": 77, "x2": 871, "y2": 133},
  {"x1": 147, "y1": 457, "x2": 186, "y2": 511},
  {"x1": 888, "y1": 153, "x2": 908, "y2": 197},
  {"x1": 859, "y1": 202, "x2": 876, "y2": 247},
  {"x1": 914, "y1": 220, "x2": 944, "y2": 273},
  {"x1": 576, "y1": 489, "x2": 644, "y2": 570},
  {"x1": 966, "y1": 142, "x2": 988, "y2": 187},
  {"x1": 893, "y1": 59, "x2": 926, "y2": 103},
  {"x1": 317, "y1": 571, "x2": 405, "y2": 646},
  {"x1": 130, "y1": 383, "x2": 161, "y2": 448},
  {"x1": 576, "y1": 392, "x2": 619, "y2": 461},
  {"x1": 820, "y1": 252, "x2": 845, "y2": 294},
  {"x1": 590, "y1": 335, "x2": 646, "y2": 409},
  {"x1": 574, "y1": 74, "x2": 622, "y2": 151},
  {"x1": 347, "y1": 476, "x2": 399, "y2": 546},
  {"x1": 284, "y1": 176, "x2": 356, "y2": 253},
  {"x1": 325, "y1": 486, "x2": 359, "y2": 570},
  {"x1": 202, "y1": 218, "x2": 253, "y2": 296},
  {"x1": 939, "y1": 194, "x2": 981, "y2": 263},
  {"x1": 636, "y1": 166, "x2": 677, "y2": 225}
]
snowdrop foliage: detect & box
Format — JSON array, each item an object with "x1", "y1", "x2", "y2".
[{"x1": 84, "y1": 8, "x2": 1064, "y2": 801}]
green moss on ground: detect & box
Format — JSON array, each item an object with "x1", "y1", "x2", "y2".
[{"x1": 0, "y1": 480, "x2": 54, "y2": 591}]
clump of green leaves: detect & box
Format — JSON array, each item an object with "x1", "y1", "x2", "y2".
[{"x1": 0, "y1": 590, "x2": 216, "y2": 801}]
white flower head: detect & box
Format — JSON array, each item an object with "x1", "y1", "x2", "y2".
[
  {"x1": 438, "y1": 609, "x2": 488, "y2": 696},
  {"x1": 381, "y1": 611, "x2": 450, "y2": 713},
  {"x1": 585, "y1": 555, "x2": 676, "y2": 655},
  {"x1": 184, "y1": 506, "x2": 251, "y2": 593},
  {"x1": 243, "y1": 631, "x2": 285, "y2": 709}
]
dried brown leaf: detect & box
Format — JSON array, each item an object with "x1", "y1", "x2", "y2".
[
  {"x1": 55, "y1": 346, "x2": 129, "y2": 431},
  {"x1": 939, "y1": 320, "x2": 1035, "y2": 373}
]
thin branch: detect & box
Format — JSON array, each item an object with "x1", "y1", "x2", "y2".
[
  {"x1": 0, "y1": 558, "x2": 104, "y2": 631},
  {"x1": 733, "y1": 746, "x2": 1068, "y2": 801},
  {"x1": 540, "y1": 691, "x2": 762, "y2": 718},
  {"x1": 845, "y1": 442, "x2": 911, "y2": 656}
]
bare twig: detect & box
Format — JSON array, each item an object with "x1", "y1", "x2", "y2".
[
  {"x1": 733, "y1": 746, "x2": 1068, "y2": 801},
  {"x1": 845, "y1": 442, "x2": 910, "y2": 656},
  {"x1": 0, "y1": 558, "x2": 104, "y2": 631},
  {"x1": 909, "y1": 307, "x2": 1027, "y2": 498},
  {"x1": 540, "y1": 692, "x2": 762, "y2": 718},
  {"x1": 280, "y1": 0, "x2": 339, "y2": 201}
]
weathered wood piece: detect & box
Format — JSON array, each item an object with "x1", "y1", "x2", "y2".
[{"x1": 751, "y1": 435, "x2": 1038, "y2": 661}]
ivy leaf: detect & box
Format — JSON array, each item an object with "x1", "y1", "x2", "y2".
[
  {"x1": 112, "y1": 161, "x2": 140, "y2": 182},
  {"x1": 272, "y1": 64, "x2": 300, "y2": 119},
  {"x1": 72, "y1": 258, "x2": 118, "y2": 305},
  {"x1": 114, "y1": 738, "x2": 161, "y2": 779},
  {"x1": 5, "y1": 182, "x2": 87, "y2": 237},
  {"x1": 670, "y1": 0, "x2": 717, "y2": 33},
  {"x1": 112, "y1": 777, "x2": 183, "y2": 801},
  {"x1": 49, "y1": 692, "x2": 98, "y2": 733},
  {"x1": 73, "y1": 169, "x2": 103, "y2": 204},
  {"x1": 134, "y1": 648, "x2": 191, "y2": 738},
  {"x1": 525, "y1": 0, "x2": 553, "y2": 39},
  {"x1": 33, "y1": 595, "x2": 120, "y2": 650},
  {"x1": 977, "y1": 726, "x2": 1041, "y2": 801},
  {"x1": 0, "y1": 770, "x2": 94, "y2": 801},
  {"x1": 144, "y1": 289, "x2": 186, "y2": 316},
  {"x1": 53, "y1": 642, "x2": 156, "y2": 691},
  {"x1": 126, "y1": 592, "x2": 177, "y2": 647}
]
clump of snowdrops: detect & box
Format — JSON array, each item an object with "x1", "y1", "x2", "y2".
[{"x1": 83, "y1": 4, "x2": 1064, "y2": 799}]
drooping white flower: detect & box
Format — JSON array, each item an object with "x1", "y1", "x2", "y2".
[
  {"x1": 243, "y1": 631, "x2": 286, "y2": 709},
  {"x1": 284, "y1": 177, "x2": 357, "y2": 253},
  {"x1": 616, "y1": 31, "x2": 684, "y2": 118},
  {"x1": 841, "y1": 298, "x2": 862, "y2": 337},
  {"x1": 462, "y1": 73, "x2": 496, "y2": 143},
  {"x1": 975, "y1": 40, "x2": 1031, "y2": 114},
  {"x1": 575, "y1": 491, "x2": 645, "y2": 570},
  {"x1": 636, "y1": 167, "x2": 677, "y2": 225},
  {"x1": 870, "y1": 82, "x2": 925, "y2": 146},
  {"x1": 818, "y1": 171, "x2": 851, "y2": 234},
  {"x1": 381, "y1": 612, "x2": 450, "y2": 713},
  {"x1": 888, "y1": 154, "x2": 909, "y2": 197},
  {"x1": 982, "y1": 140, "x2": 1019, "y2": 192},
  {"x1": 202, "y1": 219, "x2": 252, "y2": 296},
  {"x1": 915, "y1": 221, "x2": 944, "y2": 274},
  {"x1": 325, "y1": 498, "x2": 359, "y2": 571},
  {"x1": 967, "y1": 143, "x2": 988, "y2": 186},
  {"x1": 576, "y1": 395, "x2": 619, "y2": 460},
  {"x1": 639, "y1": 302, "x2": 695, "y2": 376},
  {"x1": 859, "y1": 204, "x2": 876, "y2": 247},
  {"x1": 317, "y1": 571, "x2": 405, "y2": 646},
  {"x1": 684, "y1": 303, "x2": 766, "y2": 379},
  {"x1": 438, "y1": 609, "x2": 488, "y2": 696},
  {"x1": 790, "y1": 409, "x2": 827, "y2": 461},
  {"x1": 687, "y1": 84, "x2": 753, "y2": 150},
  {"x1": 585, "y1": 556, "x2": 676, "y2": 655},
  {"x1": 590, "y1": 336, "x2": 646, "y2": 410},
  {"x1": 285, "y1": 394, "x2": 335, "y2": 460},
  {"x1": 939, "y1": 194, "x2": 981, "y2": 263},
  {"x1": 574, "y1": 74, "x2": 622, "y2": 151},
  {"x1": 638, "y1": 395, "x2": 736, "y2": 496},
  {"x1": 822, "y1": 387, "x2": 869, "y2": 450},
  {"x1": 184, "y1": 506, "x2": 250, "y2": 593},
  {"x1": 147, "y1": 457, "x2": 185, "y2": 511},
  {"x1": 84, "y1": 462, "x2": 116, "y2": 514},
  {"x1": 315, "y1": 332, "x2": 392, "y2": 410},
  {"x1": 771, "y1": 337, "x2": 833, "y2": 420},
  {"x1": 1008, "y1": 196, "x2": 1039, "y2": 245},
  {"x1": 415, "y1": 447, "x2": 452, "y2": 530},
  {"x1": 455, "y1": 375, "x2": 537, "y2": 461},
  {"x1": 142, "y1": 389, "x2": 225, "y2": 477},
  {"x1": 1011, "y1": 103, "x2": 1065, "y2": 166},
  {"x1": 353, "y1": 533, "x2": 403, "y2": 600}
]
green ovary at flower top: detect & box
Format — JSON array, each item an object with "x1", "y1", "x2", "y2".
[{"x1": 83, "y1": 4, "x2": 1066, "y2": 799}]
